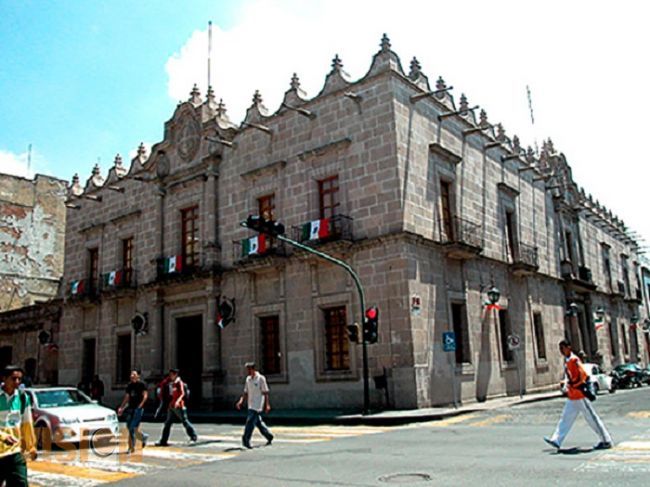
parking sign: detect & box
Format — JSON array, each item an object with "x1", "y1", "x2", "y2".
[{"x1": 443, "y1": 332, "x2": 457, "y2": 352}]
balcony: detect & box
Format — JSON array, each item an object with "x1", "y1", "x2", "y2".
[
  {"x1": 510, "y1": 243, "x2": 539, "y2": 276},
  {"x1": 292, "y1": 215, "x2": 353, "y2": 246},
  {"x1": 614, "y1": 280, "x2": 626, "y2": 297},
  {"x1": 561, "y1": 261, "x2": 597, "y2": 292},
  {"x1": 156, "y1": 255, "x2": 203, "y2": 282},
  {"x1": 99, "y1": 268, "x2": 136, "y2": 293},
  {"x1": 625, "y1": 287, "x2": 643, "y2": 304},
  {"x1": 68, "y1": 279, "x2": 99, "y2": 301},
  {"x1": 233, "y1": 235, "x2": 288, "y2": 266},
  {"x1": 440, "y1": 216, "x2": 483, "y2": 259}
]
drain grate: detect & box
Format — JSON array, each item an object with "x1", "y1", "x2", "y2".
[{"x1": 378, "y1": 473, "x2": 433, "y2": 483}]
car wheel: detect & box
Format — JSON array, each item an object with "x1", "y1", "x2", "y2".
[
  {"x1": 35, "y1": 423, "x2": 52, "y2": 451},
  {"x1": 593, "y1": 383, "x2": 600, "y2": 394},
  {"x1": 609, "y1": 384, "x2": 616, "y2": 393}
]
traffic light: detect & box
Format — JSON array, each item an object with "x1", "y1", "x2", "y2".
[
  {"x1": 131, "y1": 312, "x2": 149, "y2": 336},
  {"x1": 364, "y1": 307, "x2": 379, "y2": 344},
  {"x1": 347, "y1": 323, "x2": 360, "y2": 343},
  {"x1": 245, "y1": 214, "x2": 285, "y2": 237}
]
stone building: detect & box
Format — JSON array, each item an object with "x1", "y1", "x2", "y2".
[
  {"x1": 58, "y1": 35, "x2": 647, "y2": 410},
  {"x1": 0, "y1": 173, "x2": 67, "y2": 373}
]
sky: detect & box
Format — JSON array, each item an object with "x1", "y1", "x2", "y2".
[{"x1": 1, "y1": 0, "x2": 649, "y2": 249}]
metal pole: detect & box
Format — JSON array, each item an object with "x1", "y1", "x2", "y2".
[{"x1": 274, "y1": 234, "x2": 370, "y2": 414}]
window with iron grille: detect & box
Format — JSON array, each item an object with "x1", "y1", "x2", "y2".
[
  {"x1": 533, "y1": 312, "x2": 546, "y2": 360},
  {"x1": 324, "y1": 306, "x2": 349, "y2": 371},
  {"x1": 318, "y1": 176, "x2": 340, "y2": 220},
  {"x1": 181, "y1": 206, "x2": 199, "y2": 267},
  {"x1": 451, "y1": 302, "x2": 470, "y2": 364},
  {"x1": 260, "y1": 315, "x2": 281, "y2": 375},
  {"x1": 608, "y1": 321, "x2": 618, "y2": 357},
  {"x1": 116, "y1": 334, "x2": 131, "y2": 384},
  {"x1": 122, "y1": 237, "x2": 133, "y2": 283},
  {"x1": 498, "y1": 309, "x2": 514, "y2": 362},
  {"x1": 88, "y1": 248, "x2": 99, "y2": 288}
]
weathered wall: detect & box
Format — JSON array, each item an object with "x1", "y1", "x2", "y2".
[{"x1": 0, "y1": 173, "x2": 67, "y2": 311}]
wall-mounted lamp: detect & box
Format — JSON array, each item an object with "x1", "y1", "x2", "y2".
[
  {"x1": 631, "y1": 314, "x2": 640, "y2": 324},
  {"x1": 595, "y1": 306, "x2": 606, "y2": 319}
]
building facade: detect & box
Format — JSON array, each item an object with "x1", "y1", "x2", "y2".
[{"x1": 57, "y1": 36, "x2": 648, "y2": 410}]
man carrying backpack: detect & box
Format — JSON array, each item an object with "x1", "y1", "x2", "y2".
[
  {"x1": 0, "y1": 365, "x2": 37, "y2": 487},
  {"x1": 154, "y1": 368, "x2": 197, "y2": 446}
]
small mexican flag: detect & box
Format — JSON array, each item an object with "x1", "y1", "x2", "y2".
[
  {"x1": 242, "y1": 234, "x2": 267, "y2": 257},
  {"x1": 71, "y1": 280, "x2": 85, "y2": 295},
  {"x1": 301, "y1": 218, "x2": 330, "y2": 241},
  {"x1": 165, "y1": 255, "x2": 183, "y2": 273},
  {"x1": 103, "y1": 270, "x2": 124, "y2": 287}
]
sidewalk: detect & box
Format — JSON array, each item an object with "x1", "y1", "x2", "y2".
[{"x1": 183, "y1": 389, "x2": 562, "y2": 427}]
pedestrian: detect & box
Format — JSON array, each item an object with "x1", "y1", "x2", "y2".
[
  {"x1": 154, "y1": 368, "x2": 197, "y2": 446},
  {"x1": 0, "y1": 365, "x2": 37, "y2": 487},
  {"x1": 544, "y1": 340, "x2": 613, "y2": 451},
  {"x1": 90, "y1": 374, "x2": 105, "y2": 404},
  {"x1": 117, "y1": 369, "x2": 149, "y2": 453},
  {"x1": 236, "y1": 362, "x2": 274, "y2": 449}
]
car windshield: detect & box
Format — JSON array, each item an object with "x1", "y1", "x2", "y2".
[{"x1": 34, "y1": 390, "x2": 90, "y2": 408}]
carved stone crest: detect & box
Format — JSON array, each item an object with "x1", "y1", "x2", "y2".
[{"x1": 176, "y1": 116, "x2": 201, "y2": 162}]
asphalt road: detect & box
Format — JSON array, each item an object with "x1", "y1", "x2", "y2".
[{"x1": 28, "y1": 387, "x2": 650, "y2": 486}]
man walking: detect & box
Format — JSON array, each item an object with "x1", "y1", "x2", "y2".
[
  {"x1": 155, "y1": 368, "x2": 197, "y2": 446},
  {"x1": 544, "y1": 340, "x2": 613, "y2": 450},
  {"x1": 236, "y1": 362, "x2": 273, "y2": 449},
  {"x1": 0, "y1": 365, "x2": 37, "y2": 487},
  {"x1": 117, "y1": 369, "x2": 149, "y2": 453}
]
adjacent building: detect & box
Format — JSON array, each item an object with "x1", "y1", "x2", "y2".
[
  {"x1": 0, "y1": 173, "x2": 67, "y2": 373},
  {"x1": 57, "y1": 36, "x2": 648, "y2": 409}
]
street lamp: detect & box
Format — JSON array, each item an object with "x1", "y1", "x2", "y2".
[
  {"x1": 566, "y1": 302, "x2": 579, "y2": 317},
  {"x1": 487, "y1": 286, "x2": 500, "y2": 305},
  {"x1": 631, "y1": 314, "x2": 640, "y2": 324},
  {"x1": 595, "y1": 306, "x2": 605, "y2": 319}
]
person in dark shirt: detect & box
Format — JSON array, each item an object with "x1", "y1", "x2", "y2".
[
  {"x1": 117, "y1": 369, "x2": 149, "y2": 453},
  {"x1": 90, "y1": 375, "x2": 105, "y2": 404}
]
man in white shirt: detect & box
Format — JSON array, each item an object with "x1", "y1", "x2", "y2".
[{"x1": 235, "y1": 362, "x2": 274, "y2": 449}]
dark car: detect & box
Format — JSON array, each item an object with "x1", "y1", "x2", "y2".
[
  {"x1": 640, "y1": 365, "x2": 650, "y2": 385},
  {"x1": 611, "y1": 363, "x2": 644, "y2": 389}
]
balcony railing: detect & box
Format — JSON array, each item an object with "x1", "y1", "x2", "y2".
[
  {"x1": 616, "y1": 280, "x2": 626, "y2": 296},
  {"x1": 511, "y1": 243, "x2": 539, "y2": 275},
  {"x1": 68, "y1": 278, "x2": 99, "y2": 299},
  {"x1": 440, "y1": 216, "x2": 483, "y2": 259},
  {"x1": 99, "y1": 268, "x2": 135, "y2": 292},
  {"x1": 292, "y1": 215, "x2": 353, "y2": 245},
  {"x1": 578, "y1": 265, "x2": 593, "y2": 283},
  {"x1": 233, "y1": 236, "x2": 288, "y2": 263},
  {"x1": 156, "y1": 255, "x2": 200, "y2": 280}
]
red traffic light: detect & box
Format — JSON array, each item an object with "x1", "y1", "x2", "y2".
[{"x1": 365, "y1": 307, "x2": 377, "y2": 320}]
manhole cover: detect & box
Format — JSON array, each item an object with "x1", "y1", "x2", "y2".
[{"x1": 378, "y1": 473, "x2": 432, "y2": 483}]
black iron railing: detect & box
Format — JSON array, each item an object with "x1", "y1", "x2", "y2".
[
  {"x1": 441, "y1": 216, "x2": 483, "y2": 249},
  {"x1": 578, "y1": 265, "x2": 593, "y2": 283},
  {"x1": 514, "y1": 243, "x2": 539, "y2": 268},
  {"x1": 292, "y1": 215, "x2": 353, "y2": 245}
]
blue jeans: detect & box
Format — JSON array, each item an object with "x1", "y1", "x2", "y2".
[
  {"x1": 124, "y1": 407, "x2": 148, "y2": 450},
  {"x1": 160, "y1": 407, "x2": 197, "y2": 444},
  {"x1": 243, "y1": 409, "x2": 273, "y2": 446}
]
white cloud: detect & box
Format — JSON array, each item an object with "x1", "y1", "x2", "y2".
[
  {"x1": 0, "y1": 148, "x2": 36, "y2": 178},
  {"x1": 165, "y1": 0, "x2": 650, "y2": 245}
]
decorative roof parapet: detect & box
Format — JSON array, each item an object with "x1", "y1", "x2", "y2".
[
  {"x1": 242, "y1": 90, "x2": 270, "y2": 125},
  {"x1": 128, "y1": 142, "x2": 148, "y2": 175},
  {"x1": 434, "y1": 75, "x2": 454, "y2": 110},
  {"x1": 113, "y1": 154, "x2": 127, "y2": 178},
  {"x1": 365, "y1": 33, "x2": 406, "y2": 79},
  {"x1": 189, "y1": 84, "x2": 202, "y2": 106},
  {"x1": 318, "y1": 54, "x2": 352, "y2": 97},
  {"x1": 69, "y1": 173, "x2": 83, "y2": 197},
  {"x1": 408, "y1": 56, "x2": 430, "y2": 91},
  {"x1": 282, "y1": 73, "x2": 308, "y2": 107},
  {"x1": 84, "y1": 163, "x2": 104, "y2": 192},
  {"x1": 200, "y1": 85, "x2": 219, "y2": 121}
]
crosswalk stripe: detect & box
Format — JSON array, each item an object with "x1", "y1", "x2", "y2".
[
  {"x1": 627, "y1": 411, "x2": 650, "y2": 419},
  {"x1": 29, "y1": 460, "x2": 138, "y2": 482}
]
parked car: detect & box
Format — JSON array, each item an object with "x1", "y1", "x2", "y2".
[
  {"x1": 611, "y1": 363, "x2": 645, "y2": 389},
  {"x1": 640, "y1": 365, "x2": 650, "y2": 385},
  {"x1": 26, "y1": 387, "x2": 119, "y2": 450},
  {"x1": 582, "y1": 363, "x2": 615, "y2": 394}
]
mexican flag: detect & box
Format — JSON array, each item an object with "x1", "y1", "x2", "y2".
[
  {"x1": 301, "y1": 218, "x2": 330, "y2": 241},
  {"x1": 242, "y1": 234, "x2": 267, "y2": 257},
  {"x1": 165, "y1": 255, "x2": 183, "y2": 273},
  {"x1": 71, "y1": 280, "x2": 85, "y2": 295},
  {"x1": 103, "y1": 270, "x2": 124, "y2": 287},
  {"x1": 594, "y1": 316, "x2": 605, "y2": 331}
]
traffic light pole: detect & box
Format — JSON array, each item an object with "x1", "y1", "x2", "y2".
[{"x1": 240, "y1": 222, "x2": 370, "y2": 414}]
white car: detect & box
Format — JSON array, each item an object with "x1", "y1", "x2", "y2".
[
  {"x1": 583, "y1": 363, "x2": 615, "y2": 394},
  {"x1": 26, "y1": 387, "x2": 119, "y2": 449}
]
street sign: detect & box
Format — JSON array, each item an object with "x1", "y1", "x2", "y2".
[
  {"x1": 507, "y1": 334, "x2": 521, "y2": 351},
  {"x1": 443, "y1": 332, "x2": 457, "y2": 352}
]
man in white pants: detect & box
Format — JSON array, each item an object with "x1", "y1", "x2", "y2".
[{"x1": 544, "y1": 340, "x2": 613, "y2": 450}]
